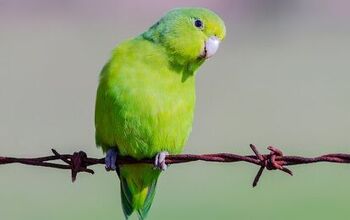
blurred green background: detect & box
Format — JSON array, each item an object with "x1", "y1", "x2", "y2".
[{"x1": 0, "y1": 0, "x2": 350, "y2": 219}]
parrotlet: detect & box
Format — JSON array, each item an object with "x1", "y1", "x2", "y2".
[{"x1": 95, "y1": 7, "x2": 226, "y2": 219}]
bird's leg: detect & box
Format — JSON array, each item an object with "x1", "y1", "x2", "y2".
[
  {"x1": 154, "y1": 151, "x2": 169, "y2": 171},
  {"x1": 105, "y1": 148, "x2": 118, "y2": 171}
]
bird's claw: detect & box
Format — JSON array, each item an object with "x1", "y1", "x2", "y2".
[
  {"x1": 105, "y1": 149, "x2": 118, "y2": 171},
  {"x1": 154, "y1": 151, "x2": 169, "y2": 171}
]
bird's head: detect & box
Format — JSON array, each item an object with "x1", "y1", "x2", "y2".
[{"x1": 143, "y1": 7, "x2": 226, "y2": 66}]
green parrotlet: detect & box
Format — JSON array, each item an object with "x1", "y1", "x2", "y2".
[{"x1": 95, "y1": 7, "x2": 226, "y2": 219}]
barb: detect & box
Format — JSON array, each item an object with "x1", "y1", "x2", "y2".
[{"x1": 1, "y1": 145, "x2": 350, "y2": 186}]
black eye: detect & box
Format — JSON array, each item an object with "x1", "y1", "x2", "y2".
[{"x1": 194, "y1": 19, "x2": 203, "y2": 29}]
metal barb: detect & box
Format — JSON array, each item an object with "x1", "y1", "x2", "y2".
[{"x1": 250, "y1": 145, "x2": 293, "y2": 187}]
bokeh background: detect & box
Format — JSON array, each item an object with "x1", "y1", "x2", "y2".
[{"x1": 1, "y1": 0, "x2": 350, "y2": 219}]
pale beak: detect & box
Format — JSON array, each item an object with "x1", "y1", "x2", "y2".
[{"x1": 201, "y1": 36, "x2": 220, "y2": 59}]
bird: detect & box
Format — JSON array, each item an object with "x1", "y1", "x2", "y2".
[{"x1": 95, "y1": 7, "x2": 226, "y2": 219}]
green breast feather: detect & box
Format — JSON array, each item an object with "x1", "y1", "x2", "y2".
[{"x1": 95, "y1": 36, "x2": 196, "y2": 159}]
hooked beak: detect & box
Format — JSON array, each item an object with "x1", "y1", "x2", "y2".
[{"x1": 200, "y1": 36, "x2": 220, "y2": 59}]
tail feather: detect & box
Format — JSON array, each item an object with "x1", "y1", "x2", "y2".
[
  {"x1": 120, "y1": 177, "x2": 134, "y2": 218},
  {"x1": 137, "y1": 179, "x2": 157, "y2": 219},
  {"x1": 119, "y1": 165, "x2": 160, "y2": 220}
]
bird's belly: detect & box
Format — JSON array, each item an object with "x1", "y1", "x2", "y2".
[{"x1": 117, "y1": 94, "x2": 195, "y2": 159}]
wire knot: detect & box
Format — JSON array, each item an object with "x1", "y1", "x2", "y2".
[
  {"x1": 51, "y1": 149, "x2": 94, "y2": 182},
  {"x1": 70, "y1": 151, "x2": 88, "y2": 182},
  {"x1": 250, "y1": 144, "x2": 293, "y2": 187}
]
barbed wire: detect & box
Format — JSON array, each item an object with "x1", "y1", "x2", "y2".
[{"x1": 1, "y1": 144, "x2": 350, "y2": 186}]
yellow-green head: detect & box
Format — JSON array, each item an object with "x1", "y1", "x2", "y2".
[{"x1": 143, "y1": 7, "x2": 226, "y2": 66}]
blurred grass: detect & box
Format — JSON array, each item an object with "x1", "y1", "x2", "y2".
[{"x1": 1, "y1": 160, "x2": 350, "y2": 219}]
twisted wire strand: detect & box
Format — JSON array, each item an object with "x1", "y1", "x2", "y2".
[{"x1": 1, "y1": 144, "x2": 349, "y2": 186}]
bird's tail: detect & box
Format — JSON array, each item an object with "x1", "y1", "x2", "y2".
[{"x1": 119, "y1": 164, "x2": 160, "y2": 220}]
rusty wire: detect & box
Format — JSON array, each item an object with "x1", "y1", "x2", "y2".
[{"x1": 1, "y1": 144, "x2": 350, "y2": 187}]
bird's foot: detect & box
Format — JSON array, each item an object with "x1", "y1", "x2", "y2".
[
  {"x1": 154, "y1": 151, "x2": 169, "y2": 171},
  {"x1": 105, "y1": 149, "x2": 118, "y2": 171}
]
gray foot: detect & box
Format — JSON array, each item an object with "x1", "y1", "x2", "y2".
[
  {"x1": 105, "y1": 149, "x2": 118, "y2": 171},
  {"x1": 154, "y1": 151, "x2": 169, "y2": 171}
]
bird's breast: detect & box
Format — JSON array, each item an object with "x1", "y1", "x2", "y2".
[{"x1": 117, "y1": 76, "x2": 196, "y2": 158}]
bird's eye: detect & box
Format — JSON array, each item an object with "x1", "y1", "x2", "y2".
[{"x1": 194, "y1": 19, "x2": 203, "y2": 29}]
